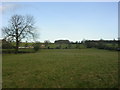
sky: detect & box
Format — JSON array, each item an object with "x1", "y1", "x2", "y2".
[{"x1": 0, "y1": 2, "x2": 118, "y2": 42}]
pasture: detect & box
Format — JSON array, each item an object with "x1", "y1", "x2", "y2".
[{"x1": 2, "y1": 49, "x2": 118, "y2": 88}]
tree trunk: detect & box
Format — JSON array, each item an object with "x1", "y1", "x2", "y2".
[
  {"x1": 15, "y1": 28, "x2": 19, "y2": 54},
  {"x1": 15, "y1": 39, "x2": 19, "y2": 54}
]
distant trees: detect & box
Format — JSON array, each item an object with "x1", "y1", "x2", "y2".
[
  {"x1": 76, "y1": 44, "x2": 80, "y2": 49},
  {"x1": 55, "y1": 40, "x2": 69, "y2": 49},
  {"x1": 35, "y1": 39, "x2": 118, "y2": 51},
  {"x1": 83, "y1": 39, "x2": 118, "y2": 51},
  {"x1": 44, "y1": 40, "x2": 50, "y2": 48},
  {"x1": 68, "y1": 43, "x2": 72, "y2": 49},
  {"x1": 2, "y1": 39, "x2": 14, "y2": 49},
  {"x1": 75, "y1": 41, "x2": 80, "y2": 49},
  {"x1": 97, "y1": 39, "x2": 105, "y2": 49},
  {"x1": 2, "y1": 14, "x2": 36, "y2": 53},
  {"x1": 56, "y1": 44, "x2": 61, "y2": 49},
  {"x1": 55, "y1": 40, "x2": 70, "y2": 44},
  {"x1": 84, "y1": 40, "x2": 93, "y2": 48}
]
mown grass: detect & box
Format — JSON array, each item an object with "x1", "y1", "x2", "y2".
[{"x1": 2, "y1": 49, "x2": 118, "y2": 88}]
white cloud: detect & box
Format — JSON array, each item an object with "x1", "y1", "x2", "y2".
[{"x1": 0, "y1": 3, "x2": 21, "y2": 13}]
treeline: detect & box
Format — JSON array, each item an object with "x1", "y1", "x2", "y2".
[
  {"x1": 44, "y1": 39, "x2": 119, "y2": 51},
  {"x1": 2, "y1": 39, "x2": 40, "y2": 53},
  {"x1": 1, "y1": 39, "x2": 119, "y2": 54},
  {"x1": 83, "y1": 40, "x2": 119, "y2": 51}
]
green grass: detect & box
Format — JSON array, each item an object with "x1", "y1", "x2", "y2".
[
  {"x1": 2, "y1": 48, "x2": 35, "y2": 54},
  {"x1": 2, "y1": 49, "x2": 118, "y2": 88}
]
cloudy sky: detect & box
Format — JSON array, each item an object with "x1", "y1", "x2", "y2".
[{"x1": 0, "y1": 2, "x2": 118, "y2": 42}]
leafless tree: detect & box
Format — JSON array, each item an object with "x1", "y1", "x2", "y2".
[
  {"x1": 44, "y1": 40, "x2": 51, "y2": 47},
  {"x1": 2, "y1": 14, "x2": 36, "y2": 53}
]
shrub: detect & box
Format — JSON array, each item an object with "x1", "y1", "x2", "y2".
[
  {"x1": 33, "y1": 42, "x2": 40, "y2": 52},
  {"x1": 2, "y1": 41, "x2": 14, "y2": 49},
  {"x1": 85, "y1": 42, "x2": 93, "y2": 48}
]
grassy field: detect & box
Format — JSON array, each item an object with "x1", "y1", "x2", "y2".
[{"x1": 2, "y1": 49, "x2": 118, "y2": 88}]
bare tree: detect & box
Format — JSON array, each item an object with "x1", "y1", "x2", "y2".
[
  {"x1": 44, "y1": 40, "x2": 51, "y2": 47},
  {"x1": 2, "y1": 14, "x2": 36, "y2": 53}
]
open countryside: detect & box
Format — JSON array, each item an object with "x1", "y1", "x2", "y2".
[
  {"x1": 1, "y1": 2, "x2": 119, "y2": 88},
  {"x1": 2, "y1": 40, "x2": 119, "y2": 88}
]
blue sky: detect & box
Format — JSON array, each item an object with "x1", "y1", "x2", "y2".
[{"x1": 0, "y1": 2, "x2": 118, "y2": 42}]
